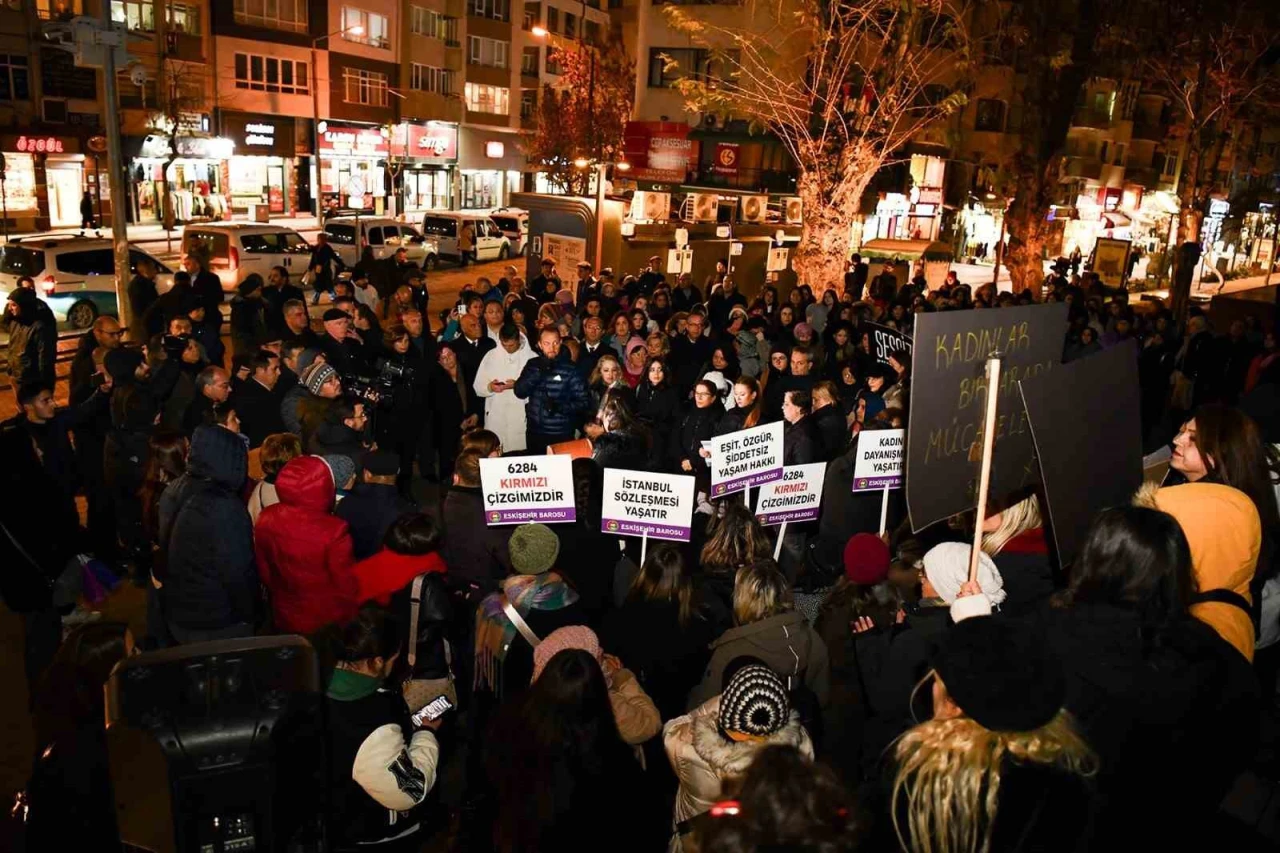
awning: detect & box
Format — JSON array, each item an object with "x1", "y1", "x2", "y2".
[
  {"x1": 1101, "y1": 211, "x2": 1132, "y2": 229},
  {"x1": 858, "y1": 238, "x2": 953, "y2": 262}
]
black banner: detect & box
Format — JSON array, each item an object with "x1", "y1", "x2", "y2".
[
  {"x1": 861, "y1": 322, "x2": 913, "y2": 368},
  {"x1": 1019, "y1": 341, "x2": 1143, "y2": 566},
  {"x1": 905, "y1": 302, "x2": 1068, "y2": 530}
]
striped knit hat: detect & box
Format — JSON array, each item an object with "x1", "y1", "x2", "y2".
[
  {"x1": 301, "y1": 360, "x2": 337, "y2": 395},
  {"x1": 718, "y1": 664, "x2": 790, "y2": 742}
]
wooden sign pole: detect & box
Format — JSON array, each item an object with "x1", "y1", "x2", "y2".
[{"x1": 968, "y1": 355, "x2": 1003, "y2": 584}]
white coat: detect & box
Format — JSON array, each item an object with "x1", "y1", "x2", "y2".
[{"x1": 473, "y1": 342, "x2": 537, "y2": 451}]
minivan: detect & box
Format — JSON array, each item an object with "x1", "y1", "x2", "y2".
[
  {"x1": 420, "y1": 211, "x2": 512, "y2": 262},
  {"x1": 323, "y1": 217, "x2": 440, "y2": 269},
  {"x1": 181, "y1": 223, "x2": 311, "y2": 292}
]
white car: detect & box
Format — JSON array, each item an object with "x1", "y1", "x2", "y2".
[
  {"x1": 0, "y1": 236, "x2": 175, "y2": 329},
  {"x1": 181, "y1": 223, "x2": 311, "y2": 292},
  {"x1": 420, "y1": 211, "x2": 512, "y2": 262},
  {"x1": 322, "y1": 217, "x2": 439, "y2": 269},
  {"x1": 489, "y1": 208, "x2": 529, "y2": 256}
]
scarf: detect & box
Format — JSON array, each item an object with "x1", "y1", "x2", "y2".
[{"x1": 474, "y1": 572, "x2": 579, "y2": 694}]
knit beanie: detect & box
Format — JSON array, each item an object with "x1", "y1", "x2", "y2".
[
  {"x1": 531, "y1": 626, "x2": 601, "y2": 683},
  {"x1": 922, "y1": 541, "x2": 1006, "y2": 606},
  {"x1": 843, "y1": 533, "x2": 890, "y2": 585},
  {"x1": 296, "y1": 348, "x2": 323, "y2": 374},
  {"x1": 321, "y1": 454, "x2": 356, "y2": 491},
  {"x1": 301, "y1": 361, "x2": 337, "y2": 395},
  {"x1": 509, "y1": 523, "x2": 559, "y2": 575},
  {"x1": 932, "y1": 616, "x2": 1066, "y2": 732},
  {"x1": 718, "y1": 664, "x2": 790, "y2": 742}
]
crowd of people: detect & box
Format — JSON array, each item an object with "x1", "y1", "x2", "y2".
[{"x1": 2, "y1": 245, "x2": 1279, "y2": 852}]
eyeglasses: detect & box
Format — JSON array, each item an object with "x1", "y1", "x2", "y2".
[{"x1": 694, "y1": 391, "x2": 713, "y2": 399}]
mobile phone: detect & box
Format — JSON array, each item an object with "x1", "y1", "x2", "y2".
[
  {"x1": 455, "y1": 301, "x2": 466, "y2": 316},
  {"x1": 411, "y1": 694, "x2": 454, "y2": 726}
]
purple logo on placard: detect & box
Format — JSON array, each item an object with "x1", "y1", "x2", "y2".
[
  {"x1": 757, "y1": 507, "x2": 821, "y2": 526},
  {"x1": 491, "y1": 508, "x2": 576, "y2": 524},
  {"x1": 600, "y1": 519, "x2": 691, "y2": 543},
  {"x1": 717, "y1": 466, "x2": 783, "y2": 497},
  {"x1": 853, "y1": 474, "x2": 902, "y2": 491}
]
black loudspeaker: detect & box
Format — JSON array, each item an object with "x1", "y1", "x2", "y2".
[{"x1": 105, "y1": 636, "x2": 325, "y2": 853}]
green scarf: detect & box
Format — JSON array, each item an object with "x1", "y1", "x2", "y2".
[{"x1": 327, "y1": 667, "x2": 382, "y2": 701}]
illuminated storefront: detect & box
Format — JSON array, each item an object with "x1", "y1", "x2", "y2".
[
  {"x1": 126, "y1": 133, "x2": 233, "y2": 223},
  {"x1": 390, "y1": 121, "x2": 457, "y2": 214},
  {"x1": 0, "y1": 133, "x2": 87, "y2": 229},
  {"x1": 222, "y1": 112, "x2": 299, "y2": 215},
  {"x1": 458, "y1": 127, "x2": 524, "y2": 210},
  {"x1": 316, "y1": 121, "x2": 388, "y2": 213}
]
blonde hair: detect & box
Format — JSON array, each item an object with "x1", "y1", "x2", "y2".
[
  {"x1": 732, "y1": 561, "x2": 793, "y2": 626},
  {"x1": 981, "y1": 494, "x2": 1042, "y2": 557},
  {"x1": 890, "y1": 702, "x2": 1097, "y2": 853}
]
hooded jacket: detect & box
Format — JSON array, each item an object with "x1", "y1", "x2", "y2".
[
  {"x1": 687, "y1": 610, "x2": 831, "y2": 711},
  {"x1": 4, "y1": 289, "x2": 54, "y2": 384},
  {"x1": 158, "y1": 425, "x2": 257, "y2": 632},
  {"x1": 1137, "y1": 482, "x2": 1261, "y2": 660},
  {"x1": 663, "y1": 695, "x2": 813, "y2": 839},
  {"x1": 255, "y1": 455, "x2": 358, "y2": 634}
]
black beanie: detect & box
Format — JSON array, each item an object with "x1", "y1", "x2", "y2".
[
  {"x1": 103, "y1": 347, "x2": 145, "y2": 384},
  {"x1": 932, "y1": 616, "x2": 1066, "y2": 733}
]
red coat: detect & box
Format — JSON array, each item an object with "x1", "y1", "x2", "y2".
[
  {"x1": 354, "y1": 549, "x2": 446, "y2": 606},
  {"x1": 255, "y1": 455, "x2": 358, "y2": 634}
]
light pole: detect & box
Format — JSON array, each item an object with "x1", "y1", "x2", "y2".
[
  {"x1": 575, "y1": 157, "x2": 628, "y2": 273},
  {"x1": 312, "y1": 23, "x2": 364, "y2": 227}
]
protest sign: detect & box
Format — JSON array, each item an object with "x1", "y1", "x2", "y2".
[
  {"x1": 710, "y1": 421, "x2": 784, "y2": 497},
  {"x1": 853, "y1": 428, "x2": 904, "y2": 490},
  {"x1": 755, "y1": 463, "x2": 826, "y2": 526},
  {"x1": 479, "y1": 456, "x2": 576, "y2": 525},
  {"x1": 1019, "y1": 340, "x2": 1143, "y2": 566},
  {"x1": 601, "y1": 469, "x2": 696, "y2": 542},
  {"x1": 862, "y1": 323, "x2": 913, "y2": 369},
  {"x1": 905, "y1": 302, "x2": 1068, "y2": 530}
]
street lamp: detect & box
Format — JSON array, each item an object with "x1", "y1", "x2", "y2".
[
  {"x1": 575, "y1": 157, "x2": 626, "y2": 273},
  {"x1": 531, "y1": 25, "x2": 548, "y2": 37},
  {"x1": 312, "y1": 24, "x2": 364, "y2": 226}
]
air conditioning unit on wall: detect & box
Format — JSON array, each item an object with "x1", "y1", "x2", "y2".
[
  {"x1": 689, "y1": 192, "x2": 718, "y2": 223},
  {"x1": 739, "y1": 194, "x2": 768, "y2": 223},
  {"x1": 631, "y1": 191, "x2": 671, "y2": 223},
  {"x1": 783, "y1": 197, "x2": 803, "y2": 224}
]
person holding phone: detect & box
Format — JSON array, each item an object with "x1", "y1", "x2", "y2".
[{"x1": 322, "y1": 604, "x2": 444, "y2": 852}]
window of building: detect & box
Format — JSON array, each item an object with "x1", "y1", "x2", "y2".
[
  {"x1": 342, "y1": 7, "x2": 391, "y2": 49},
  {"x1": 464, "y1": 82, "x2": 509, "y2": 114},
  {"x1": 410, "y1": 63, "x2": 452, "y2": 95},
  {"x1": 168, "y1": 3, "x2": 200, "y2": 34},
  {"x1": 522, "y1": 3, "x2": 538, "y2": 30},
  {"x1": 344, "y1": 68, "x2": 389, "y2": 106},
  {"x1": 564, "y1": 11, "x2": 576, "y2": 36},
  {"x1": 545, "y1": 49, "x2": 562, "y2": 75},
  {"x1": 472, "y1": 0, "x2": 510, "y2": 21},
  {"x1": 233, "y1": 52, "x2": 310, "y2": 95},
  {"x1": 411, "y1": 6, "x2": 455, "y2": 41},
  {"x1": 0, "y1": 55, "x2": 30, "y2": 102},
  {"x1": 584, "y1": 20, "x2": 601, "y2": 45},
  {"x1": 468, "y1": 35, "x2": 510, "y2": 68},
  {"x1": 545, "y1": 6, "x2": 559, "y2": 31},
  {"x1": 35, "y1": 0, "x2": 83, "y2": 19},
  {"x1": 521, "y1": 89, "x2": 536, "y2": 119},
  {"x1": 648, "y1": 48, "x2": 694, "y2": 87},
  {"x1": 111, "y1": 1, "x2": 154, "y2": 31},
  {"x1": 974, "y1": 99, "x2": 1005, "y2": 132},
  {"x1": 521, "y1": 47, "x2": 539, "y2": 75},
  {"x1": 234, "y1": 0, "x2": 308, "y2": 33}
]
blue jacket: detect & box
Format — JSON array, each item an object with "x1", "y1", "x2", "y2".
[{"x1": 514, "y1": 352, "x2": 591, "y2": 437}]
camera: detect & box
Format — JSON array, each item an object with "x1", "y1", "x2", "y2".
[{"x1": 341, "y1": 358, "x2": 414, "y2": 407}]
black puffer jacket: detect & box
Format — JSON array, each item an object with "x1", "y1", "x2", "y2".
[
  {"x1": 157, "y1": 424, "x2": 257, "y2": 633},
  {"x1": 671, "y1": 400, "x2": 723, "y2": 476},
  {"x1": 514, "y1": 351, "x2": 592, "y2": 437}
]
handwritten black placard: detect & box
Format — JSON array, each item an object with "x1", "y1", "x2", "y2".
[{"x1": 905, "y1": 302, "x2": 1068, "y2": 530}]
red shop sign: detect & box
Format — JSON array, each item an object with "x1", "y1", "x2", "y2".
[
  {"x1": 16, "y1": 135, "x2": 65, "y2": 154},
  {"x1": 396, "y1": 122, "x2": 457, "y2": 160},
  {"x1": 317, "y1": 123, "x2": 389, "y2": 158}
]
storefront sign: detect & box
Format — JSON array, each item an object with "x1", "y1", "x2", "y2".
[
  {"x1": 755, "y1": 463, "x2": 826, "y2": 526},
  {"x1": 15, "y1": 135, "x2": 65, "y2": 154},
  {"x1": 601, "y1": 469, "x2": 696, "y2": 542},
  {"x1": 479, "y1": 456, "x2": 576, "y2": 525},
  {"x1": 318, "y1": 122, "x2": 389, "y2": 158},
  {"x1": 624, "y1": 121, "x2": 691, "y2": 184},
  {"x1": 905, "y1": 303, "x2": 1067, "y2": 529},
  {"x1": 485, "y1": 141, "x2": 505, "y2": 158},
  {"x1": 853, "y1": 429, "x2": 905, "y2": 490},
  {"x1": 710, "y1": 421, "x2": 784, "y2": 497},
  {"x1": 713, "y1": 142, "x2": 739, "y2": 176},
  {"x1": 223, "y1": 114, "x2": 295, "y2": 158},
  {"x1": 393, "y1": 122, "x2": 458, "y2": 160}
]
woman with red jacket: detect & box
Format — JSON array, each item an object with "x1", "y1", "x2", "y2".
[{"x1": 255, "y1": 455, "x2": 358, "y2": 634}]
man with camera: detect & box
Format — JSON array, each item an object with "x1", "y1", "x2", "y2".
[{"x1": 514, "y1": 327, "x2": 590, "y2": 455}]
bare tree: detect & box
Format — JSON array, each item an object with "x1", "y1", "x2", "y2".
[{"x1": 664, "y1": 0, "x2": 975, "y2": 290}]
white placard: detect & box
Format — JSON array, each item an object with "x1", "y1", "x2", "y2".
[
  {"x1": 480, "y1": 455, "x2": 576, "y2": 525},
  {"x1": 601, "y1": 468, "x2": 696, "y2": 542},
  {"x1": 710, "y1": 421, "x2": 784, "y2": 497},
  {"x1": 852, "y1": 428, "x2": 905, "y2": 491},
  {"x1": 766, "y1": 246, "x2": 789, "y2": 272},
  {"x1": 755, "y1": 463, "x2": 826, "y2": 526}
]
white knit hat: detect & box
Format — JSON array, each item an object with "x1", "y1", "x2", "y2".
[{"x1": 922, "y1": 542, "x2": 1006, "y2": 607}]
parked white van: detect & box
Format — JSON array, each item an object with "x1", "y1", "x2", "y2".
[
  {"x1": 323, "y1": 217, "x2": 439, "y2": 269},
  {"x1": 419, "y1": 211, "x2": 512, "y2": 262},
  {"x1": 181, "y1": 223, "x2": 311, "y2": 292}
]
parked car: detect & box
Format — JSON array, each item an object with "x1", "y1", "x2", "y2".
[
  {"x1": 489, "y1": 208, "x2": 529, "y2": 256},
  {"x1": 181, "y1": 223, "x2": 311, "y2": 292},
  {"x1": 323, "y1": 217, "x2": 439, "y2": 269},
  {"x1": 0, "y1": 236, "x2": 175, "y2": 330},
  {"x1": 419, "y1": 211, "x2": 512, "y2": 262}
]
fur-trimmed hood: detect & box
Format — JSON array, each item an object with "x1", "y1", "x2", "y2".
[{"x1": 687, "y1": 695, "x2": 811, "y2": 778}]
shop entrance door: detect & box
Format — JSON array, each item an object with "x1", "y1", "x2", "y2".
[
  {"x1": 267, "y1": 164, "x2": 285, "y2": 214},
  {"x1": 47, "y1": 163, "x2": 84, "y2": 228}
]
